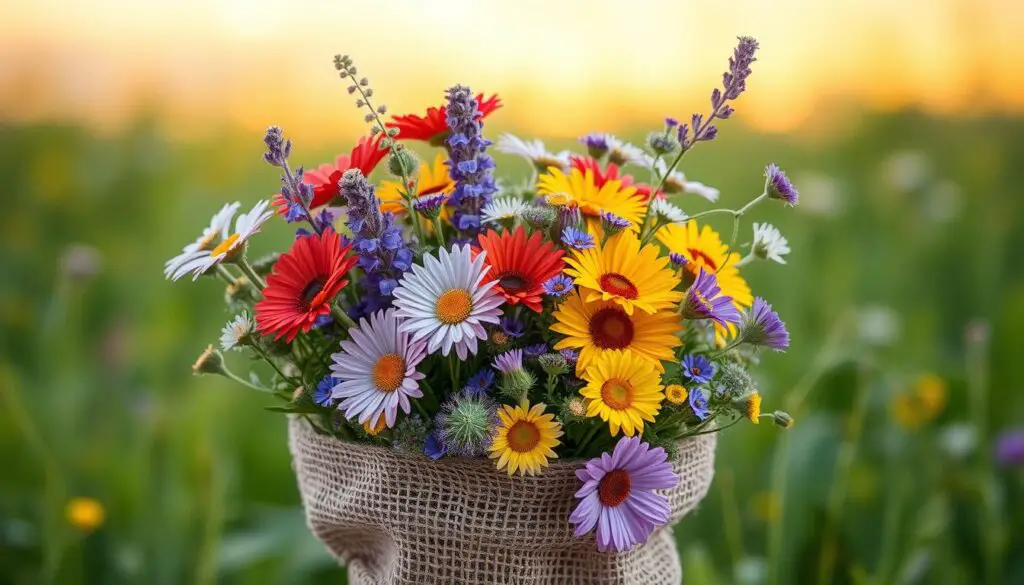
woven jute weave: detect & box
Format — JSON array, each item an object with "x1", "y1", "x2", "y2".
[{"x1": 289, "y1": 417, "x2": 716, "y2": 585}]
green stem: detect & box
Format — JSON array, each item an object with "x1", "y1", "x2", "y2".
[
  {"x1": 215, "y1": 265, "x2": 237, "y2": 285},
  {"x1": 412, "y1": 398, "x2": 431, "y2": 420},
  {"x1": 720, "y1": 470, "x2": 746, "y2": 569},
  {"x1": 222, "y1": 369, "x2": 274, "y2": 394},
  {"x1": 574, "y1": 422, "x2": 603, "y2": 456},
  {"x1": 686, "y1": 208, "x2": 735, "y2": 221},
  {"x1": 432, "y1": 217, "x2": 447, "y2": 248},
  {"x1": 332, "y1": 304, "x2": 358, "y2": 330},
  {"x1": 252, "y1": 345, "x2": 296, "y2": 386},
  {"x1": 236, "y1": 258, "x2": 266, "y2": 289}
]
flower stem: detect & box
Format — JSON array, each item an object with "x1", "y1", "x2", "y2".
[
  {"x1": 236, "y1": 258, "x2": 266, "y2": 289},
  {"x1": 432, "y1": 217, "x2": 447, "y2": 248},
  {"x1": 574, "y1": 422, "x2": 603, "y2": 456},
  {"x1": 222, "y1": 368, "x2": 274, "y2": 394},
  {"x1": 251, "y1": 345, "x2": 296, "y2": 387},
  {"x1": 332, "y1": 304, "x2": 357, "y2": 330}
]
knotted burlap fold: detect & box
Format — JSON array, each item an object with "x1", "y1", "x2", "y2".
[{"x1": 289, "y1": 417, "x2": 716, "y2": 584}]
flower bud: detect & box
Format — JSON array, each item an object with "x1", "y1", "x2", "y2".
[
  {"x1": 522, "y1": 206, "x2": 557, "y2": 230},
  {"x1": 538, "y1": 353, "x2": 569, "y2": 376},
  {"x1": 646, "y1": 131, "x2": 679, "y2": 155},
  {"x1": 499, "y1": 370, "x2": 536, "y2": 401},
  {"x1": 769, "y1": 410, "x2": 794, "y2": 429},
  {"x1": 387, "y1": 149, "x2": 418, "y2": 178},
  {"x1": 191, "y1": 345, "x2": 226, "y2": 376}
]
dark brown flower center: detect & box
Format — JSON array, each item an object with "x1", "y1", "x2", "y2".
[
  {"x1": 598, "y1": 469, "x2": 632, "y2": 507},
  {"x1": 588, "y1": 307, "x2": 634, "y2": 349}
]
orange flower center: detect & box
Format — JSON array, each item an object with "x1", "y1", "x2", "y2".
[
  {"x1": 599, "y1": 272, "x2": 639, "y2": 299},
  {"x1": 210, "y1": 233, "x2": 240, "y2": 258},
  {"x1": 600, "y1": 378, "x2": 635, "y2": 410},
  {"x1": 588, "y1": 307, "x2": 635, "y2": 349},
  {"x1": 435, "y1": 288, "x2": 473, "y2": 324},
  {"x1": 506, "y1": 420, "x2": 541, "y2": 453},
  {"x1": 598, "y1": 469, "x2": 632, "y2": 507},
  {"x1": 497, "y1": 272, "x2": 530, "y2": 295},
  {"x1": 372, "y1": 353, "x2": 406, "y2": 393}
]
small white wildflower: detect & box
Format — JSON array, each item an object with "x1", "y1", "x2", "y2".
[
  {"x1": 650, "y1": 198, "x2": 688, "y2": 224},
  {"x1": 481, "y1": 197, "x2": 530, "y2": 224},
  {"x1": 495, "y1": 134, "x2": 571, "y2": 172},
  {"x1": 751, "y1": 223, "x2": 790, "y2": 264},
  {"x1": 220, "y1": 312, "x2": 256, "y2": 351}
]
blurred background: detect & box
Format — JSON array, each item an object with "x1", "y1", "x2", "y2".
[{"x1": 2, "y1": 1, "x2": 1023, "y2": 583}]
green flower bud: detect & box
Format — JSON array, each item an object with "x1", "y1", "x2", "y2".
[
  {"x1": 538, "y1": 353, "x2": 569, "y2": 376},
  {"x1": 770, "y1": 410, "x2": 795, "y2": 429},
  {"x1": 191, "y1": 345, "x2": 226, "y2": 376},
  {"x1": 522, "y1": 206, "x2": 557, "y2": 230},
  {"x1": 499, "y1": 370, "x2": 536, "y2": 401},
  {"x1": 387, "y1": 149, "x2": 418, "y2": 178}
]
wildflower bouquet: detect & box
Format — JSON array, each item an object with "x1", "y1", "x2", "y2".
[{"x1": 169, "y1": 37, "x2": 798, "y2": 583}]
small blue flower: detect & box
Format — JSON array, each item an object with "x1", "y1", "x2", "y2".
[
  {"x1": 314, "y1": 375, "x2": 337, "y2": 407},
  {"x1": 561, "y1": 226, "x2": 595, "y2": 250},
  {"x1": 500, "y1": 316, "x2": 525, "y2": 338},
  {"x1": 559, "y1": 348, "x2": 580, "y2": 364},
  {"x1": 523, "y1": 343, "x2": 548, "y2": 358},
  {"x1": 669, "y1": 252, "x2": 688, "y2": 268},
  {"x1": 313, "y1": 208, "x2": 336, "y2": 232},
  {"x1": 689, "y1": 387, "x2": 711, "y2": 420},
  {"x1": 543, "y1": 274, "x2": 574, "y2": 297},
  {"x1": 682, "y1": 354, "x2": 717, "y2": 385},
  {"x1": 424, "y1": 431, "x2": 447, "y2": 460},
  {"x1": 464, "y1": 369, "x2": 496, "y2": 395}
]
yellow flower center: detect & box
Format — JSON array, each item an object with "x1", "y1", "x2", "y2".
[
  {"x1": 372, "y1": 353, "x2": 406, "y2": 392},
  {"x1": 210, "y1": 233, "x2": 240, "y2": 257},
  {"x1": 599, "y1": 272, "x2": 639, "y2": 299},
  {"x1": 435, "y1": 288, "x2": 473, "y2": 325},
  {"x1": 600, "y1": 378, "x2": 635, "y2": 410},
  {"x1": 506, "y1": 420, "x2": 541, "y2": 453}
]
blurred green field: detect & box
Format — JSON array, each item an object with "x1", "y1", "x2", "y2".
[{"x1": 2, "y1": 111, "x2": 1023, "y2": 585}]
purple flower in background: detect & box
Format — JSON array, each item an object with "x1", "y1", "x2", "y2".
[
  {"x1": 464, "y1": 369, "x2": 496, "y2": 395},
  {"x1": 314, "y1": 375, "x2": 337, "y2": 407},
  {"x1": 500, "y1": 316, "x2": 525, "y2": 338},
  {"x1": 664, "y1": 117, "x2": 679, "y2": 129},
  {"x1": 445, "y1": 85, "x2": 498, "y2": 234},
  {"x1": 569, "y1": 436, "x2": 680, "y2": 552},
  {"x1": 680, "y1": 268, "x2": 742, "y2": 327},
  {"x1": 492, "y1": 349, "x2": 525, "y2": 375},
  {"x1": 689, "y1": 387, "x2": 711, "y2": 420},
  {"x1": 742, "y1": 297, "x2": 790, "y2": 350},
  {"x1": 561, "y1": 226, "x2": 595, "y2": 250},
  {"x1": 559, "y1": 348, "x2": 580, "y2": 364},
  {"x1": 524, "y1": 343, "x2": 548, "y2": 358},
  {"x1": 679, "y1": 36, "x2": 759, "y2": 149},
  {"x1": 765, "y1": 163, "x2": 799, "y2": 206},
  {"x1": 669, "y1": 253, "x2": 688, "y2": 268},
  {"x1": 263, "y1": 126, "x2": 317, "y2": 227},
  {"x1": 413, "y1": 193, "x2": 447, "y2": 218},
  {"x1": 543, "y1": 274, "x2": 574, "y2": 297},
  {"x1": 579, "y1": 133, "x2": 610, "y2": 158},
  {"x1": 682, "y1": 354, "x2": 717, "y2": 384},
  {"x1": 424, "y1": 431, "x2": 447, "y2": 460},
  {"x1": 995, "y1": 430, "x2": 1024, "y2": 467}
]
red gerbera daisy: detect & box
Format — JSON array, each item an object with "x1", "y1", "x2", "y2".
[
  {"x1": 272, "y1": 134, "x2": 387, "y2": 216},
  {"x1": 254, "y1": 228, "x2": 357, "y2": 342},
  {"x1": 387, "y1": 93, "x2": 502, "y2": 146},
  {"x1": 569, "y1": 156, "x2": 664, "y2": 202},
  {"x1": 476, "y1": 227, "x2": 565, "y2": 312}
]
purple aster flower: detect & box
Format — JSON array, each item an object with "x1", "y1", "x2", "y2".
[
  {"x1": 464, "y1": 369, "x2": 496, "y2": 395},
  {"x1": 579, "y1": 133, "x2": 610, "y2": 158},
  {"x1": 561, "y1": 226, "x2": 595, "y2": 250},
  {"x1": 664, "y1": 117, "x2": 679, "y2": 129},
  {"x1": 560, "y1": 348, "x2": 580, "y2": 364},
  {"x1": 995, "y1": 429, "x2": 1024, "y2": 467},
  {"x1": 413, "y1": 193, "x2": 447, "y2": 219},
  {"x1": 742, "y1": 297, "x2": 790, "y2": 351},
  {"x1": 669, "y1": 252, "x2": 688, "y2": 268},
  {"x1": 600, "y1": 211, "x2": 631, "y2": 236},
  {"x1": 524, "y1": 343, "x2": 548, "y2": 358},
  {"x1": 312, "y1": 208, "x2": 336, "y2": 232},
  {"x1": 680, "y1": 268, "x2": 742, "y2": 327},
  {"x1": 543, "y1": 274, "x2": 574, "y2": 297},
  {"x1": 682, "y1": 354, "x2": 717, "y2": 384},
  {"x1": 765, "y1": 163, "x2": 799, "y2": 206},
  {"x1": 500, "y1": 316, "x2": 525, "y2": 338},
  {"x1": 314, "y1": 375, "x2": 337, "y2": 407},
  {"x1": 492, "y1": 349, "x2": 525, "y2": 375},
  {"x1": 689, "y1": 388, "x2": 711, "y2": 420},
  {"x1": 444, "y1": 85, "x2": 498, "y2": 235},
  {"x1": 569, "y1": 436, "x2": 680, "y2": 552},
  {"x1": 424, "y1": 431, "x2": 447, "y2": 460}
]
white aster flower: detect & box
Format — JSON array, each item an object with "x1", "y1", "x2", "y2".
[
  {"x1": 164, "y1": 202, "x2": 239, "y2": 280},
  {"x1": 650, "y1": 198, "x2": 688, "y2": 224},
  {"x1": 751, "y1": 222, "x2": 790, "y2": 264},
  {"x1": 481, "y1": 197, "x2": 530, "y2": 224},
  {"x1": 220, "y1": 312, "x2": 255, "y2": 351},
  {"x1": 605, "y1": 135, "x2": 647, "y2": 167},
  {"x1": 682, "y1": 180, "x2": 720, "y2": 202},
  {"x1": 496, "y1": 133, "x2": 572, "y2": 171},
  {"x1": 170, "y1": 200, "x2": 274, "y2": 281},
  {"x1": 393, "y1": 245, "x2": 505, "y2": 359},
  {"x1": 330, "y1": 309, "x2": 428, "y2": 429}
]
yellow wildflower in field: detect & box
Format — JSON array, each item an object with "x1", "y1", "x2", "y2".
[
  {"x1": 66, "y1": 497, "x2": 105, "y2": 532},
  {"x1": 891, "y1": 373, "x2": 946, "y2": 430}
]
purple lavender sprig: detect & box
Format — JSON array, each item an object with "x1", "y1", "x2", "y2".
[
  {"x1": 677, "y1": 36, "x2": 759, "y2": 149},
  {"x1": 444, "y1": 84, "x2": 498, "y2": 234},
  {"x1": 262, "y1": 126, "x2": 320, "y2": 231}
]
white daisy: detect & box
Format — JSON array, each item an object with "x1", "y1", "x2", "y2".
[
  {"x1": 393, "y1": 245, "x2": 505, "y2": 359},
  {"x1": 650, "y1": 198, "x2": 688, "y2": 224},
  {"x1": 605, "y1": 135, "x2": 647, "y2": 167},
  {"x1": 481, "y1": 197, "x2": 530, "y2": 224},
  {"x1": 170, "y1": 200, "x2": 274, "y2": 281},
  {"x1": 330, "y1": 309, "x2": 428, "y2": 429},
  {"x1": 751, "y1": 222, "x2": 790, "y2": 264},
  {"x1": 683, "y1": 180, "x2": 720, "y2": 202},
  {"x1": 220, "y1": 312, "x2": 255, "y2": 351},
  {"x1": 496, "y1": 133, "x2": 572, "y2": 171},
  {"x1": 164, "y1": 202, "x2": 239, "y2": 280}
]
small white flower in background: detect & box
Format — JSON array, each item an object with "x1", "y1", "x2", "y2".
[
  {"x1": 751, "y1": 223, "x2": 790, "y2": 264},
  {"x1": 164, "y1": 202, "x2": 239, "y2": 280},
  {"x1": 604, "y1": 135, "x2": 647, "y2": 167},
  {"x1": 650, "y1": 199, "x2": 688, "y2": 224},
  {"x1": 882, "y1": 150, "x2": 931, "y2": 192},
  {"x1": 495, "y1": 134, "x2": 572, "y2": 172},
  {"x1": 938, "y1": 424, "x2": 978, "y2": 460},
  {"x1": 220, "y1": 312, "x2": 256, "y2": 351},
  {"x1": 857, "y1": 305, "x2": 901, "y2": 346},
  {"x1": 682, "y1": 180, "x2": 720, "y2": 202},
  {"x1": 481, "y1": 197, "x2": 530, "y2": 224},
  {"x1": 169, "y1": 200, "x2": 274, "y2": 281},
  {"x1": 793, "y1": 171, "x2": 844, "y2": 218}
]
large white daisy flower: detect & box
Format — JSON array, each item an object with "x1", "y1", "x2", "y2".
[
  {"x1": 170, "y1": 200, "x2": 274, "y2": 281},
  {"x1": 164, "y1": 202, "x2": 240, "y2": 280},
  {"x1": 393, "y1": 245, "x2": 505, "y2": 359},
  {"x1": 496, "y1": 133, "x2": 572, "y2": 172},
  {"x1": 650, "y1": 198, "x2": 688, "y2": 224},
  {"x1": 330, "y1": 309, "x2": 428, "y2": 429},
  {"x1": 751, "y1": 222, "x2": 790, "y2": 264},
  {"x1": 481, "y1": 197, "x2": 530, "y2": 224}
]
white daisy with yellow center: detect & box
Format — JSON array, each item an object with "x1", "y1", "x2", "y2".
[
  {"x1": 393, "y1": 244, "x2": 505, "y2": 359},
  {"x1": 164, "y1": 202, "x2": 239, "y2": 281},
  {"x1": 168, "y1": 200, "x2": 274, "y2": 281},
  {"x1": 330, "y1": 309, "x2": 429, "y2": 429}
]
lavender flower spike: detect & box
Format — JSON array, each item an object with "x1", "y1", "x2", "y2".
[
  {"x1": 680, "y1": 268, "x2": 741, "y2": 327},
  {"x1": 741, "y1": 297, "x2": 790, "y2": 350},
  {"x1": 445, "y1": 85, "x2": 498, "y2": 233}
]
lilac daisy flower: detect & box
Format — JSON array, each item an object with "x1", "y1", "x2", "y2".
[
  {"x1": 523, "y1": 343, "x2": 548, "y2": 358},
  {"x1": 569, "y1": 436, "x2": 680, "y2": 552},
  {"x1": 543, "y1": 274, "x2": 574, "y2": 297},
  {"x1": 561, "y1": 226, "x2": 595, "y2": 250},
  {"x1": 741, "y1": 297, "x2": 790, "y2": 351},
  {"x1": 493, "y1": 349, "x2": 525, "y2": 375},
  {"x1": 413, "y1": 193, "x2": 447, "y2": 219},
  {"x1": 680, "y1": 268, "x2": 742, "y2": 327},
  {"x1": 689, "y1": 387, "x2": 711, "y2": 420},
  {"x1": 682, "y1": 354, "x2": 717, "y2": 384},
  {"x1": 579, "y1": 133, "x2": 610, "y2": 158},
  {"x1": 464, "y1": 369, "x2": 496, "y2": 395},
  {"x1": 600, "y1": 211, "x2": 631, "y2": 236},
  {"x1": 765, "y1": 163, "x2": 799, "y2": 206}
]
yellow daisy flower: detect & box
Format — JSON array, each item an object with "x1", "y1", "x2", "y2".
[
  {"x1": 565, "y1": 231, "x2": 684, "y2": 316},
  {"x1": 537, "y1": 167, "x2": 647, "y2": 235},
  {"x1": 551, "y1": 290, "x2": 682, "y2": 374},
  {"x1": 665, "y1": 384, "x2": 689, "y2": 405},
  {"x1": 657, "y1": 221, "x2": 752, "y2": 340},
  {"x1": 489, "y1": 401, "x2": 564, "y2": 476},
  {"x1": 378, "y1": 153, "x2": 454, "y2": 215},
  {"x1": 580, "y1": 350, "x2": 665, "y2": 436},
  {"x1": 743, "y1": 392, "x2": 762, "y2": 424},
  {"x1": 890, "y1": 373, "x2": 946, "y2": 430}
]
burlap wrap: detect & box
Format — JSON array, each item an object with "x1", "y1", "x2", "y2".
[{"x1": 289, "y1": 417, "x2": 716, "y2": 585}]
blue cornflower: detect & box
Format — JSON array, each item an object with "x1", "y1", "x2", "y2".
[
  {"x1": 561, "y1": 226, "x2": 595, "y2": 250},
  {"x1": 424, "y1": 432, "x2": 447, "y2": 460},
  {"x1": 523, "y1": 343, "x2": 548, "y2": 358},
  {"x1": 741, "y1": 297, "x2": 790, "y2": 351},
  {"x1": 689, "y1": 387, "x2": 711, "y2": 420},
  {"x1": 314, "y1": 375, "x2": 337, "y2": 407},
  {"x1": 464, "y1": 369, "x2": 496, "y2": 395},
  {"x1": 543, "y1": 274, "x2": 574, "y2": 297},
  {"x1": 682, "y1": 354, "x2": 717, "y2": 385},
  {"x1": 765, "y1": 163, "x2": 799, "y2": 206},
  {"x1": 559, "y1": 348, "x2": 580, "y2": 364},
  {"x1": 500, "y1": 316, "x2": 525, "y2": 338}
]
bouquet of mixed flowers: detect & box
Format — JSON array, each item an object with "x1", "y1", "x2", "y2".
[{"x1": 167, "y1": 36, "x2": 797, "y2": 558}]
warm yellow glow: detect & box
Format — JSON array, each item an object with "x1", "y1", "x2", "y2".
[{"x1": 2, "y1": 0, "x2": 1022, "y2": 144}]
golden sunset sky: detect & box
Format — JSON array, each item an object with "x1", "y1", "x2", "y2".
[{"x1": 2, "y1": 0, "x2": 1022, "y2": 145}]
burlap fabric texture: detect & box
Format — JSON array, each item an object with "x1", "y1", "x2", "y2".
[{"x1": 289, "y1": 416, "x2": 716, "y2": 585}]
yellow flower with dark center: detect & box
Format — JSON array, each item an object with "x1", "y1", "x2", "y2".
[
  {"x1": 580, "y1": 350, "x2": 665, "y2": 436},
  {"x1": 891, "y1": 373, "x2": 947, "y2": 430},
  {"x1": 489, "y1": 401, "x2": 564, "y2": 476},
  {"x1": 565, "y1": 231, "x2": 684, "y2": 316},
  {"x1": 378, "y1": 153, "x2": 454, "y2": 215},
  {"x1": 66, "y1": 497, "x2": 105, "y2": 532},
  {"x1": 537, "y1": 167, "x2": 647, "y2": 235},
  {"x1": 551, "y1": 290, "x2": 682, "y2": 374},
  {"x1": 665, "y1": 384, "x2": 689, "y2": 405}
]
